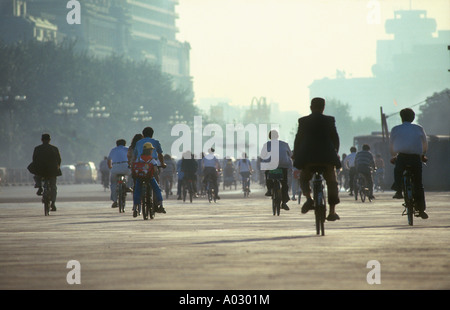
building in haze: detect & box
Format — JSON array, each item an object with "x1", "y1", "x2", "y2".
[
  {"x1": 309, "y1": 9, "x2": 450, "y2": 122},
  {"x1": 0, "y1": 0, "x2": 192, "y2": 95}
]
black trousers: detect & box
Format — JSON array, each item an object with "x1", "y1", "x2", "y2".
[
  {"x1": 392, "y1": 153, "x2": 426, "y2": 211},
  {"x1": 265, "y1": 168, "x2": 290, "y2": 203}
]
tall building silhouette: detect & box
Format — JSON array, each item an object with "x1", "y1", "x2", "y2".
[
  {"x1": 309, "y1": 9, "x2": 450, "y2": 121},
  {"x1": 0, "y1": 0, "x2": 192, "y2": 94}
]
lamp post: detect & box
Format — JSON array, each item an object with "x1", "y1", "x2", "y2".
[
  {"x1": 131, "y1": 105, "x2": 152, "y2": 123},
  {"x1": 54, "y1": 96, "x2": 78, "y2": 119},
  {"x1": 87, "y1": 101, "x2": 110, "y2": 119},
  {"x1": 0, "y1": 86, "x2": 27, "y2": 167},
  {"x1": 168, "y1": 110, "x2": 186, "y2": 126}
]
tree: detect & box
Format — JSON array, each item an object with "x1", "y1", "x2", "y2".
[
  {"x1": 418, "y1": 89, "x2": 450, "y2": 135},
  {"x1": 0, "y1": 40, "x2": 197, "y2": 167}
]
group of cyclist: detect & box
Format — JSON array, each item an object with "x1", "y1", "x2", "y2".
[{"x1": 30, "y1": 97, "x2": 429, "y2": 221}]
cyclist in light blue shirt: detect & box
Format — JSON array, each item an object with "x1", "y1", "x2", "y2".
[{"x1": 108, "y1": 139, "x2": 131, "y2": 209}]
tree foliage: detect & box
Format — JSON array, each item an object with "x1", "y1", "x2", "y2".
[
  {"x1": 323, "y1": 98, "x2": 380, "y2": 155},
  {"x1": 418, "y1": 89, "x2": 450, "y2": 135},
  {"x1": 0, "y1": 40, "x2": 198, "y2": 167}
]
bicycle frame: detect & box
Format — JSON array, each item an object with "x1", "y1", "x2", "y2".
[
  {"x1": 268, "y1": 169, "x2": 283, "y2": 216},
  {"x1": 42, "y1": 178, "x2": 52, "y2": 216},
  {"x1": 354, "y1": 173, "x2": 370, "y2": 202},
  {"x1": 205, "y1": 175, "x2": 215, "y2": 203},
  {"x1": 312, "y1": 172, "x2": 326, "y2": 236},
  {"x1": 183, "y1": 178, "x2": 195, "y2": 203},
  {"x1": 117, "y1": 174, "x2": 127, "y2": 213},
  {"x1": 242, "y1": 176, "x2": 250, "y2": 197},
  {"x1": 141, "y1": 178, "x2": 154, "y2": 220},
  {"x1": 402, "y1": 167, "x2": 417, "y2": 226}
]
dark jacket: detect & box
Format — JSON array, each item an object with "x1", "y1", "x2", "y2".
[
  {"x1": 181, "y1": 158, "x2": 198, "y2": 179},
  {"x1": 293, "y1": 112, "x2": 340, "y2": 169},
  {"x1": 31, "y1": 143, "x2": 62, "y2": 177}
]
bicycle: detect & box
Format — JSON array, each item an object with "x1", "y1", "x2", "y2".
[
  {"x1": 242, "y1": 174, "x2": 250, "y2": 198},
  {"x1": 205, "y1": 175, "x2": 216, "y2": 203},
  {"x1": 116, "y1": 174, "x2": 127, "y2": 213},
  {"x1": 311, "y1": 168, "x2": 327, "y2": 236},
  {"x1": 183, "y1": 178, "x2": 195, "y2": 203},
  {"x1": 402, "y1": 166, "x2": 419, "y2": 226},
  {"x1": 160, "y1": 175, "x2": 171, "y2": 200},
  {"x1": 41, "y1": 177, "x2": 52, "y2": 216},
  {"x1": 268, "y1": 168, "x2": 283, "y2": 216},
  {"x1": 354, "y1": 172, "x2": 371, "y2": 203},
  {"x1": 140, "y1": 178, "x2": 155, "y2": 220}
]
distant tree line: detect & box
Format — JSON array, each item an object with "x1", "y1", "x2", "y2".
[{"x1": 0, "y1": 40, "x2": 198, "y2": 167}]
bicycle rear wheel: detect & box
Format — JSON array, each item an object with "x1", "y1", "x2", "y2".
[
  {"x1": 43, "y1": 194, "x2": 50, "y2": 216},
  {"x1": 142, "y1": 182, "x2": 148, "y2": 220},
  {"x1": 272, "y1": 181, "x2": 281, "y2": 216},
  {"x1": 360, "y1": 185, "x2": 366, "y2": 202},
  {"x1": 188, "y1": 181, "x2": 193, "y2": 203},
  {"x1": 314, "y1": 192, "x2": 325, "y2": 235}
]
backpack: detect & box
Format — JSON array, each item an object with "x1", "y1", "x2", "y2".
[{"x1": 132, "y1": 157, "x2": 154, "y2": 179}]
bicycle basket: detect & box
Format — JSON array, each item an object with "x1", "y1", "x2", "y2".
[
  {"x1": 132, "y1": 162, "x2": 154, "y2": 179},
  {"x1": 268, "y1": 168, "x2": 283, "y2": 180}
]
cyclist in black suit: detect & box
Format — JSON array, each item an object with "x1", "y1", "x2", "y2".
[
  {"x1": 30, "y1": 134, "x2": 62, "y2": 211},
  {"x1": 293, "y1": 97, "x2": 341, "y2": 221}
]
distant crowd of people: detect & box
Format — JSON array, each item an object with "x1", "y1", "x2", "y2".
[{"x1": 28, "y1": 97, "x2": 429, "y2": 220}]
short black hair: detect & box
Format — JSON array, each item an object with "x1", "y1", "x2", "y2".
[
  {"x1": 142, "y1": 127, "x2": 154, "y2": 138},
  {"x1": 362, "y1": 144, "x2": 370, "y2": 151},
  {"x1": 116, "y1": 139, "x2": 126, "y2": 146},
  {"x1": 41, "y1": 133, "x2": 51, "y2": 141},
  {"x1": 400, "y1": 108, "x2": 415, "y2": 123},
  {"x1": 310, "y1": 97, "x2": 325, "y2": 112}
]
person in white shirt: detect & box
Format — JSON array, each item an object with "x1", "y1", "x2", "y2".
[
  {"x1": 108, "y1": 139, "x2": 131, "y2": 208},
  {"x1": 390, "y1": 108, "x2": 428, "y2": 219},
  {"x1": 237, "y1": 153, "x2": 253, "y2": 193}
]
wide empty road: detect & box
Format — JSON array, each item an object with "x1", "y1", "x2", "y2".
[{"x1": 0, "y1": 184, "x2": 449, "y2": 290}]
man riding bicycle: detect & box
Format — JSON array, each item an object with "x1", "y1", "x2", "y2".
[
  {"x1": 30, "y1": 133, "x2": 62, "y2": 212},
  {"x1": 202, "y1": 148, "x2": 221, "y2": 200},
  {"x1": 108, "y1": 139, "x2": 131, "y2": 209},
  {"x1": 354, "y1": 144, "x2": 376, "y2": 200},
  {"x1": 293, "y1": 97, "x2": 341, "y2": 221},
  {"x1": 181, "y1": 151, "x2": 199, "y2": 196},
  {"x1": 390, "y1": 108, "x2": 428, "y2": 219},
  {"x1": 260, "y1": 130, "x2": 292, "y2": 211}
]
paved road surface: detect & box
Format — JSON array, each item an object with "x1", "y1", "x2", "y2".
[{"x1": 0, "y1": 184, "x2": 449, "y2": 291}]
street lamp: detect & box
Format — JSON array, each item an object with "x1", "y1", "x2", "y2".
[
  {"x1": 131, "y1": 105, "x2": 152, "y2": 122},
  {"x1": 87, "y1": 101, "x2": 110, "y2": 119},
  {"x1": 54, "y1": 96, "x2": 78, "y2": 118},
  {"x1": 168, "y1": 110, "x2": 186, "y2": 125}
]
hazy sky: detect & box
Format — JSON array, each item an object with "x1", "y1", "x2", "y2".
[{"x1": 176, "y1": 0, "x2": 450, "y2": 116}]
